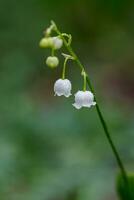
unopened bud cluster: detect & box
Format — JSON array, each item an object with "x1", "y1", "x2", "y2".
[
  {"x1": 39, "y1": 36, "x2": 63, "y2": 50},
  {"x1": 39, "y1": 24, "x2": 63, "y2": 68}
]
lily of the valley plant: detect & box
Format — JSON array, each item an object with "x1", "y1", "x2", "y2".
[{"x1": 39, "y1": 21, "x2": 128, "y2": 190}]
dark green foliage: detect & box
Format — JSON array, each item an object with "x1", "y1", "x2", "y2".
[{"x1": 117, "y1": 174, "x2": 134, "y2": 200}]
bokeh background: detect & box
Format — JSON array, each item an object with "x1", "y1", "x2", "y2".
[{"x1": 0, "y1": 0, "x2": 134, "y2": 199}]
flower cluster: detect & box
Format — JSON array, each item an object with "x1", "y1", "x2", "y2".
[
  {"x1": 39, "y1": 23, "x2": 63, "y2": 68},
  {"x1": 39, "y1": 21, "x2": 96, "y2": 109}
]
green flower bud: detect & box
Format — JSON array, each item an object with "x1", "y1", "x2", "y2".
[
  {"x1": 46, "y1": 56, "x2": 59, "y2": 68},
  {"x1": 39, "y1": 37, "x2": 53, "y2": 48},
  {"x1": 52, "y1": 37, "x2": 63, "y2": 49}
]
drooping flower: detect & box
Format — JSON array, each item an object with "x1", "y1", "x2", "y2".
[
  {"x1": 73, "y1": 91, "x2": 96, "y2": 109},
  {"x1": 54, "y1": 79, "x2": 72, "y2": 97},
  {"x1": 52, "y1": 37, "x2": 63, "y2": 49},
  {"x1": 46, "y1": 56, "x2": 59, "y2": 68}
]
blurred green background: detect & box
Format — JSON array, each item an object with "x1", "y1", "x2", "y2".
[{"x1": 0, "y1": 0, "x2": 134, "y2": 199}]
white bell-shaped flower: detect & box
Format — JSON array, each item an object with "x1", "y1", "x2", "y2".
[
  {"x1": 46, "y1": 56, "x2": 59, "y2": 68},
  {"x1": 52, "y1": 37, "x2": 63, "y2": 49},
  {"x1": 73, "y1": 91, "x2": 96, "y2": 109},
  {"x1": 54, "y1": 79, "x2": 72, "y2": 97}
]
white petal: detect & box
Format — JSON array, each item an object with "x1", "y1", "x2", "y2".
[
  {"x1": 74, "y1": 91, "x2": 84, "y2": 105},
  {"x1": 72, "y1": 103, "x2": 82, "y2": 109},
  {"x1": 83, "y1": 103, "x2": 92, "y2": 108},
  {"x1": 64, "y1": 93, "x2": 71, "y2": 97},
  {"x1": 92, "y1": 102, "x2": 96, "y2": 106},
  {"x1": 54, "y1": 92, "x2": 63, "y2": 96}
]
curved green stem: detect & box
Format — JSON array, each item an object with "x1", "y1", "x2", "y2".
[
  {"x1": 53, "y1": 22, "x2": 128, "y2": 185},
  {"x1": 62, "y1": 57, "x2": 68, "y2": 79},
  {"x1": 82, "y1": 71, "x2": 87, "y2": 91}
]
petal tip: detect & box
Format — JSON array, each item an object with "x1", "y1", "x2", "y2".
[
  {"x1": 92, "y1": 102, "x2": 96, "y2": 106},
  {"x1": 72, "y1": 103, "x2": 82, "y2": 109},
  {"x1": 65, "y1": 93, "x2": 72, "y2": 97}
]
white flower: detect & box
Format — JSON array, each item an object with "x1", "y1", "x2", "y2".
[
  {"x1": 39, "y1": 37, "x2": 53, "y2": 48},
  {"x1": 52, "y1": 37, "x2": 63, "y2": 49},
  {"x1": 46, "y1": 56, "x2": 59, "y2": 68},
  {"x1": 73, "y1": 91, "x2": 96, "y2": 109},
  {"x1": 54, "y1": 79, "x2": 72, "y2": 97}
]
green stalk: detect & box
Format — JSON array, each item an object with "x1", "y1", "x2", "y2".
[
  {"x1": 53, "y1": 22, "x2": 128, "y2": 185},
  {"x1": 83, "y1": 71, "x2": 87, "y2": 91},
  {"x1": 51, "y1": 48, "x2": 55, "y2": 56},
  {"x1": 62, "y1": 57, "x2": 68, "y2": 79}
]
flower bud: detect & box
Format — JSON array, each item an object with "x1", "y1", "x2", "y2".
[
  {"x1": 52, "y1": 37, "x2": 63, "y2": 49},
  {"x1": 54, "y1": 79, "x2": 72, "y2": 97},
  {"x1": 46, "y1": 56, "x2": 59, "y2": 68},
  {"x1": 45, "y1": 28, "x2": 51, "y2": 36},
  {"x1": 73, "y1": 91, "x2": 96, "y2": 109},
  {"x1": 39, "y1": 37, "x2": 53, "y2": 48}
]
